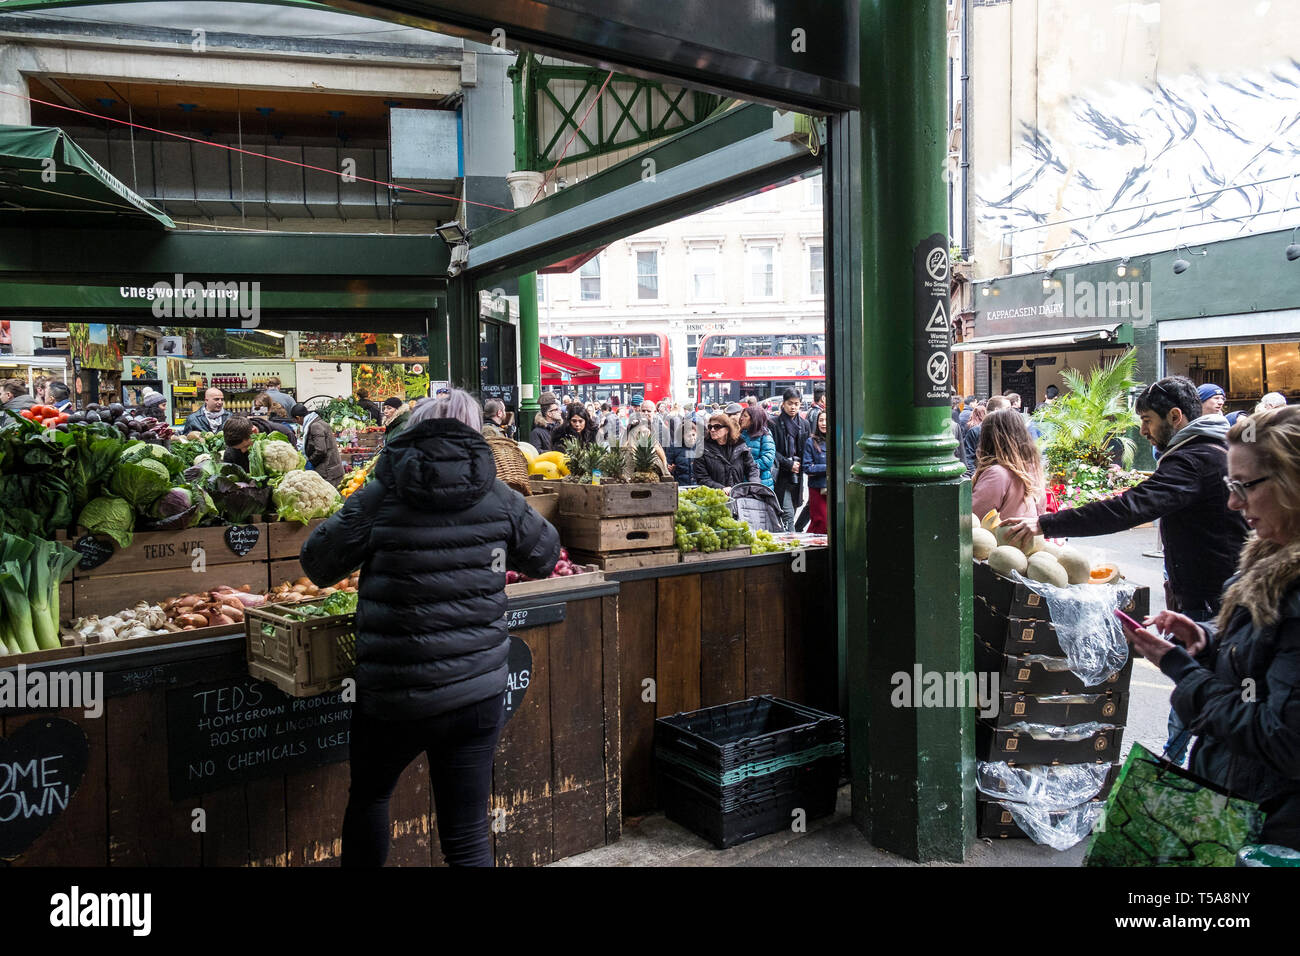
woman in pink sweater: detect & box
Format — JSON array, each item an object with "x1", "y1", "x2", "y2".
[{"x1": 971, "y1": 409, "x2": 1045, "y2": 520}]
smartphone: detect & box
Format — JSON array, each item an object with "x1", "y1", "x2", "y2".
[{"x1": 1114, "y1": 609, "x2": 1143, "y2": 632}]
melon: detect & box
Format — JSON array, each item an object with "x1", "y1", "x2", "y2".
[
  {"x1": 1037, "y1": 540, "x2": 1063, "y2": 560},
  {"x1": 1089, "y1": 564, "x2": 1120, "y2": 585},
  {"x1": 972, "y1": 527, "x2": 997, "y2": 561},
  {"x1": 987, "y1": 545, "x2": 1028, "y2": 577},
  {"x1": 517, "y1": 441, "x2": 540, "y2": 462},
  {"x1": 995, "y1": 525, "x2": 1045, "y2": 557},
  {"x1": 1057, "y1": 547, "x2": 1091, "y2": 585},
  {"x1": 1026, "y1": 552, "x2": 1068, "y2": 588}
]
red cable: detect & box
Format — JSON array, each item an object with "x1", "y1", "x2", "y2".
[
  {"x1": 530, "y1": 70, "x2": 615, "y2": 204},
  {"x1": 0, "y1": 88, "x2": 515, "y2": 213}
]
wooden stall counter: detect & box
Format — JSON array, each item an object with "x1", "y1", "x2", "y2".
[{"x1": 0, "y1": 548, "x2": 834, "y2": 866}]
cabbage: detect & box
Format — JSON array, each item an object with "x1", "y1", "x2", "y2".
[
  {"x1": 109, "y1": 457, "x2": 173, "y2": 511},
  {"x1": 204, "y1": 464, "x2": 272, "y2": 525},
  {"x1": 78, "y1": 495, "x2": 135, "y2": 548},
  {"x1": 143, "y1": 486, "x2": 202, "y2": 531},
  {"x1": 120, "y1": 442, "x2": 183, "y2": 477}
]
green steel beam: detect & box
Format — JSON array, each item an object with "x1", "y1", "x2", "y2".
[
  {"x1": 468, "y1": 104, "x2": 818, "y2": 284},
  {"x1": 0, "y1": 228, "x2": 449, "y2": 277},
  {"x1": 846, "y1": 0, "x2": 972, "y2": 863},
  {"x1": 0, "y1": 0, "x2": 336, "y2": 11}
]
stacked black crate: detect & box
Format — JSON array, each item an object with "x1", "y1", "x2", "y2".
[{"x1": 973, "y1": 561, "x2": 1148, "y2": 842}]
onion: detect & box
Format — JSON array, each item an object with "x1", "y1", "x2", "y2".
[{"x1": 295, "y1": 577, "x2": 312, "y2": 587}]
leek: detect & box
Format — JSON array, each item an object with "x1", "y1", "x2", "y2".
[
  {"x1": 0, "y1": 563, "x2": 38, "y2": 654},
  {"x1": 29, "y1": 536, "x2": 79, "y2": 650}
]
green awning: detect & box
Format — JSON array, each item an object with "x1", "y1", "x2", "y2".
[{"x1": 0, "y1": 125, "x2": 174, "y2": 228}]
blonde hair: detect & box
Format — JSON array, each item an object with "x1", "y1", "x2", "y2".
[
  {"x1": 1229, "y1": 406, "x2": 1300, "y2": 538},
  {"x1": 973, "y1": 409, "x2": 1044, "y2": 505}
]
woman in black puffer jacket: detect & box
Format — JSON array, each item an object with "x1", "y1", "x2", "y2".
[
  {"x1": 693, "y1": 412, "x2": 759, "y2": 492},
  {"x1": 302, "y1": 389, "x2": 560, "y2": 867}
]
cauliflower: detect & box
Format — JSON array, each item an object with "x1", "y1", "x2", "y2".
[
  {"x1": 273, "y1": 469, "x2": 344, "y2": 524},
  {"x1": 259, "y1": 437, "x2": 306, "y2": 476}
]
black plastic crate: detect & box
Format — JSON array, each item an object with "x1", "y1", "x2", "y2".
[
  {"x1": 658, "y1": 767, "x2": 839, "y2": 849},
  {"x1": 654, "y1": 696, "x2": 844, "y2": 775},
  {"x1": 657, "y1": 752, "x2": 843, "y2": 812}
]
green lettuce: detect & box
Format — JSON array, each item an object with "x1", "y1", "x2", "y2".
[{"x1": 109, "y1": 457, "x2": 173, "y2": 511}]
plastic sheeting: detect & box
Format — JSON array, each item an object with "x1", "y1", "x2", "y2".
[
  {"x1": 1013, "y1": 571, "x2": 1135, "y2": 686},
  {"x1": 998, "y1": 799, "x2": 1105, "y2": 852},
  {"x1": 977, "y1": 761, "x2": 1112, "y2": 810},
  {"x1": 1003, "y1": 720, "x2": 1114, "y2": 741}
]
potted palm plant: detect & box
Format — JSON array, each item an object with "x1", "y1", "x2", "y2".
[{"x1": 1033, "y1": 348, "x2": 1142, "y2": 489}]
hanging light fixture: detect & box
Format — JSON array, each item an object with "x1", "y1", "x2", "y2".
[
  {"x1": 1116, "y1": 257, "x2": 1130, "y2": 277},
  {"x1": 1016, "y1": 358, "x2": 1033, "y2": 374}
]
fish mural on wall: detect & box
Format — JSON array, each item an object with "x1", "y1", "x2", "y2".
[{"x1": 979, "y1": 59, "x2": 1300, "y2": 267}]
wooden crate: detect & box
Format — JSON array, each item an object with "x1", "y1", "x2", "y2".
[
  {"x1": 73, "y1": 561, "x2": 268, "y2": 620},
  {"x1": 529, "y1": 476, "x2": 564, "y2": 496},
  {"x1": 71, "y1": 524, "x2": 267, "y2": 578},
  {"x1": 680, "y1": 547, "x2": 753, "y2": 564},
  {"x1": 245, "y1": 600, "x2": 356, "y2": 697},
  {"x1": 569, "y1": 548, "x2": 680, "y2": 571},
  {"x1": 81, "y1": 623, "x2": 243, "y2": 656},
  {"x1": 558, "y1": 514, "x2": 674, "y2": 553},
  {"x1": 526, "y1": 493, "x2": 559, "y2": 525},
  {"x1": 505, "y1": 568, "x2": 603, "y2": 598},
  {"x1": 0, "y1": 645, "x2": 84, "y2": 669},
  {"x1": 557, "y1": 480, "x2": 677, "y2": 518},
  {"x1": 266, "y1": 518, "x2": 326, "y2": 560}
]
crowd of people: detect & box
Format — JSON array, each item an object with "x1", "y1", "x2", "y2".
[{"x1": 515, "y1": 386, "x2": 829, "y2": 532}]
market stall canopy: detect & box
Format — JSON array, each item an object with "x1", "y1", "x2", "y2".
[
  {"x1": 0, "y1": 125, "x2": 175, "y2": 228},
  {"x1": 539, "y1": 342, "x2": 601, "y2": 383},
  {"x1": 950, "y1": 324, "x2": 1121, "y2": 353}
]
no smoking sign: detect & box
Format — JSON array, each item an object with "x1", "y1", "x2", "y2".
[{"x1": 913, "y1": 233, "x2": 953, "y2": 406}]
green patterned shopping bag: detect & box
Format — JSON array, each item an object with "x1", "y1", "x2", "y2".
[{"x1": 1084, "y1": 743, "x2": 1264, "y2": 866}]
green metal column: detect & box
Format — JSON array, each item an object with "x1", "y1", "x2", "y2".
[
  {"x1": 511, "y1": 54, "x2": 542, "y2": 423},
  {"x1": 846, "y1": 0, "x2": 974, "y2": 861}
]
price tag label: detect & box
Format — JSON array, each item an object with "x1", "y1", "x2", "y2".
[
  {"x1": 74, "y1": 534, "x2": 115, "y2": 571},
  {"x1": 224, "y1": 524, "x2": 261, "y2": 557}
]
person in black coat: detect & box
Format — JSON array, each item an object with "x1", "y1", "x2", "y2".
[
  {"x1": 301, "y1": 389, "x2": 560, "y2": 868},
  {"x1": 694, "y1": 412, "x2": 759, "y2": 491},
  {"x1": 768, "y1": 388, "x2": 812, "y2": 531},
  {"x1": 548, "y1": 403, "x2": 598, "y2": 449},
  {"x1": 1124, "y1": 407, "x2": 1300, "y2": 849},
  {"x1": 355, "y1": 388, "x2": 383, "y2": 424},
  {"x1": 528, "y1": 391, "x2": 562, "y2": 452},
  {"x1": 1003, "y1": 376, "x2": 1248, "y2": 620}
]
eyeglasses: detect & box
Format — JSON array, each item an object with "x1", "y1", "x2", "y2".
[{"x1": 1224, "y1": 475, "x2": 1269, "y2": 500}]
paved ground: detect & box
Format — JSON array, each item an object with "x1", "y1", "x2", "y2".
[{"x1": 556, "y1": 525, "x2": 1174, "y2": 867}]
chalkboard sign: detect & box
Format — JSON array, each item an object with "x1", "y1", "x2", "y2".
[
  {"x1": 166, "y1": 677, "x2": 351, "y2": 799},
  {"x1": 0, "y1": 718, "x2": 89, "y2": 859},
  {"x1": 224, "y1": 524, "x2": 261, "y2": 557},
  {"x1": 481, "y1": 384, "x2": 518, "y2": 409},
  {"x1": 506, "y1": 602, "x2": 564, "y2": 631},
  {"x1": 1000, "y1": 360, "x2": 1037, "y2": 411},
  {"x1": 74, "y1": 534, "x2": 115, "y2": 571},
  {"x1": 505, "y1": 635, "x2": 532, "y2": 717}
]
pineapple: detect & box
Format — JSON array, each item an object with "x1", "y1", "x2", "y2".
[
  {"x1": 597, "y1": 444, "x2": 627, "y2": 482},
  {"x1": 561, "y1": 437, "x2": 586, "y2": 481},
  {"x1": 630, "y1": 435, "x2": 661, "y2": 483}
]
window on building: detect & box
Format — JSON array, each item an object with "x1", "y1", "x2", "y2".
[
  {"x1": 536, "y1": 275, "x2": 546, "y2": 304},
  {"x1": 746, "y1": 188, "x2": 779, "y2": 213},
  {"x1": 689, "y1": 246, "x2": 719, "y2": 300},
  {"x1": 808, "y1": 243, "x2": 824, "y2": 297},
  {"x1": 747, "y1": 244, "x2": 777, "y2": 299},
  {"x1": 635, "y1": 249, "x2": 659, "y2": 300},
  {"x1": 687, "y1": 333, "x2": 701, "y2": 369},
  {"x1": 806, "y1": 175, "x2": 823, "y2": 208},
  {"x1": 579, "y1": 256, "x2": 602, "y2": 302}
]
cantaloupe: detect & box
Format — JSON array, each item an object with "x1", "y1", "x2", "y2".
[
  {"x1": 988, "y1": 545, "x2": 1028, "y2": 577},
  {"x1": 1089, "y1": 564, "x2": 1120, "y2": 585},
  {"x1": 995, "y1": 526, "x2": 1045, "y2": 556},
  {"x1": 1026, "y1": 552, "x2": 1068, "y2": 588},
  {"x1": 972, "y1": 527, "x2": 997, "y2": 560},
  {"x1": 1037, "y1": 540, "x2": 1063, "y2": 560},
  {"x1": 1057, "y1": 547, "x2": 1091, "y2": 585}
]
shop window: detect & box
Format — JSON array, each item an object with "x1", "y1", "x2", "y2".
[{"x1": 689, "y1": 246, "x2": 720, "y2": 301}]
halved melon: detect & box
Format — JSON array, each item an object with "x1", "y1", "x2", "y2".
[{"x1": 1089, "y1": 564, "x2": 1120, "y2": 585}]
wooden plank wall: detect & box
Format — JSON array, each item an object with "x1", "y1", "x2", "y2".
[
  {"x1": 4, "y1": 594, "x2": 621, "y2": 868},
  {"x1": 618, "y1": 551, "x2": 836, "y2": 818}
]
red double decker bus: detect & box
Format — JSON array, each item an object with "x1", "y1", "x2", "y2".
[
  {"x1": 695, "y1": 332, "x2": 826, "y2": 405},
  {"x1": 543, "y1": 332, "x2": 671, "y2": 404}
]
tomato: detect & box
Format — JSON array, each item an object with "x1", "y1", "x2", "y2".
[
  {"x1": 19, "y1": 408, "x2": 34, "y2": 419},
  {"x1": 57, "y1": 412, "x2": 69, "y2": 424}
]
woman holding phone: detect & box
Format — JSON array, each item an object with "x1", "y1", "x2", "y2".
[{"x1": 1121, "y1": 407, "x2": 1300, "y2": 849}]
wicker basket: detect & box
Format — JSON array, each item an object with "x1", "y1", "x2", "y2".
[{"x1": 487, "y1": 435, "x2": 532, "y2": 495}]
